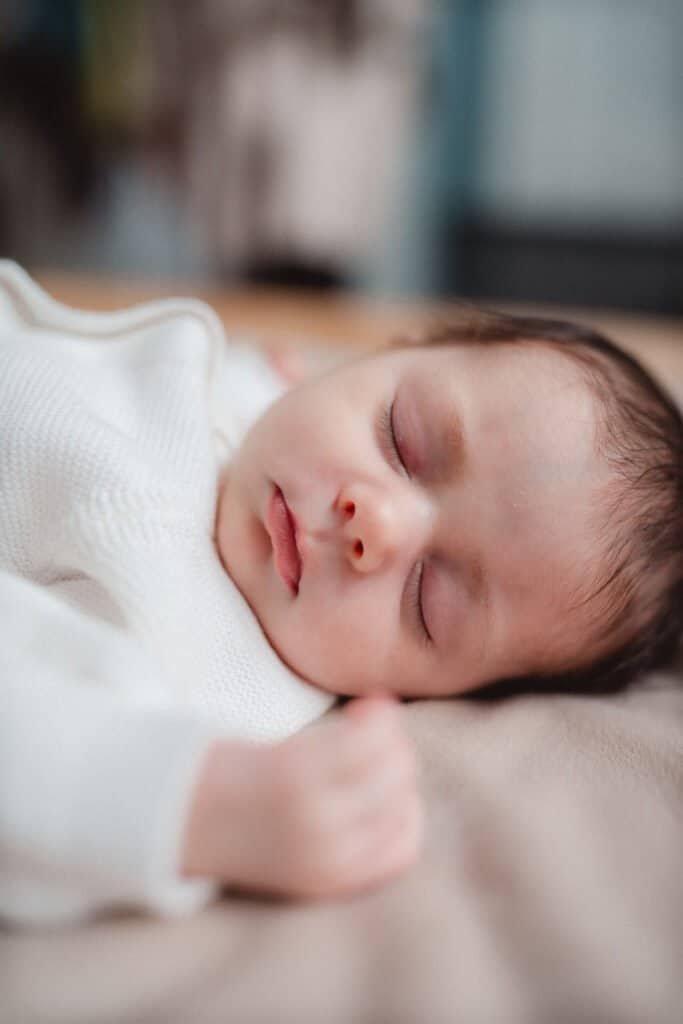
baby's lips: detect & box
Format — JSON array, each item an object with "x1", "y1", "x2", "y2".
[{"x1": 267, "y1": 485, "x2": 302, "y2": 594}]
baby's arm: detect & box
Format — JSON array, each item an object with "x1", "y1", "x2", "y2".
[
  {"x1": 0, "y1": 570, "x2": 219, "y2": 926},
  {"x1": 181, "y1": 695, "x2": 422, "y2": 898}
]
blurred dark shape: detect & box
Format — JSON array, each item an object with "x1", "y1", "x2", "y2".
[
  {"x1": 243, "y1": 258, "x2": 345, "y2": 291},
  {"x1": 0, "y1": 0, "x2": 96, "y2": 259},
  {"x1": 453, "y1": 221, "x2": 683, "y2": 316},
  {"x1": 0, "y1": 44, "x2": 93, "y2": 202}
]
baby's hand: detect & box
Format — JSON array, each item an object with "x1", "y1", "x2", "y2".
[
  {"x1": 182, "y1": 696, "x2": 423, "y2": 899},
  {"x1": 263, "y1": 694, "x2": 423, "y2": 898}
]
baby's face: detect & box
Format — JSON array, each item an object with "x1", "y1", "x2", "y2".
[{"x1": 216, "y1": 342, "x2": 611, "y2": 697}]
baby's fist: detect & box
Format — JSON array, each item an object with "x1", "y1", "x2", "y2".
[
  {"x1": 181, "y1": 696, "x2": 423, "y2": 900},
  {"x1": 267, "y1": 695, "x2": 423, "y2": 898}
]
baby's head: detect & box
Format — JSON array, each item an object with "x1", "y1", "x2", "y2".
[{"x1": 216, "y1": 312, "x2": 683, "y2": 699}]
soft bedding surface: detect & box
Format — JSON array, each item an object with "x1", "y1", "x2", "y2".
[
  {"x1": 2, "y1": 279, "x2": 682, "y2": 1024},
  {"x1": 3, "y1": 671, "x2": 683, "y2": 1024}
]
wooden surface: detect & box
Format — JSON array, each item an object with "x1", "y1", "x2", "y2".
[{"x1": 34, "y1": 270, "x2": 683, "y2": 406}]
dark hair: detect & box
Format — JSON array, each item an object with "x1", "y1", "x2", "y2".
[{"x1": 416, "y1": 310, "x2": 683, "y2": 697}]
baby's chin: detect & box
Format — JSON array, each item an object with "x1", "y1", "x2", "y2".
[
  {"x1": 251, "y1": 619, "x2": 371, "y2": 696},
  {"x1": 259, "y1": 624, "x2": 344, "y2": 694}
]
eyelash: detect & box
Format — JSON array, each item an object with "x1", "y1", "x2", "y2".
[
  {"x1": 379, "y1": 400, "x2": 406, "y2": 474},
  {"x1": 408, "y1": 561, "x2": 432, "y2": 646},
  {"x1": 379, "y1": 401, "x2": 432, "y2": 645}
]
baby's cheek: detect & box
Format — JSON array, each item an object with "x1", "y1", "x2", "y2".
[{"x1": 288, "y1": 601, "x2": 390, "y2": 695}]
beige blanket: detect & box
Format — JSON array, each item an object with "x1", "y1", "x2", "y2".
[
  {"x1": 3, "y1": 281, "x2": 682, "y2": 1024},
  {"x1": 3, "y1": 668, "x2": 682, "y2": 1024}
]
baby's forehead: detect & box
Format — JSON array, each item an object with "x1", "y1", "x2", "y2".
[
  {"x1": 446, "y1": 336, "x2": 590, "y2": 379},
  {"x1": 406, "y1": 338, "x2": 597, "y2": 416}
]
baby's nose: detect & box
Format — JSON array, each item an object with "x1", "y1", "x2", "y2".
[{"x1": 338, "y1": 482, "x2": 430, "y2": 574}]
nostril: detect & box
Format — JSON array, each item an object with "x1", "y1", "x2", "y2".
[
  {"x1": 343, "y1": 500, "x2": 355, "y2": 519},
  {"x1": 353, "y1": 539, "x2": 364, "y2": 558}
]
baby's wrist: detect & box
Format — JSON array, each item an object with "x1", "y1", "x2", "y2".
[{"x1": 180, "y1": 737, "x2": 268, "y2": 880}]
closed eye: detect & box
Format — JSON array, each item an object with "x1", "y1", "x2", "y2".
[
  {"x1": 378, "y1": 399, "x2": 407, "y2": 475},
  {"x1": 405, "y1": 560, "x2": 432, "y2": 646}
]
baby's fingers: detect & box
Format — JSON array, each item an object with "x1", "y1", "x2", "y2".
[
  {"x1": 275, "y1": 695, "x2": 415, "y2": 804},
  {"x1": 342, "y1": 692, "x2": 398, "y2": 723},
  {"x1": 332, "y1": 792, "x2": 424, "y2": 896},
  {"x1": 316, "y1": 699, "x2": 407, "y2": 782}
]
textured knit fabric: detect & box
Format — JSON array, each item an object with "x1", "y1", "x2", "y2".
[{"x1": 0, "y1": 262, "x2": 334, "y2": 926}]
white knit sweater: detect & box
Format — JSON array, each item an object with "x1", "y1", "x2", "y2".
[{"x1": 0, "y1": 262, "x2": 334, "y2": 926}]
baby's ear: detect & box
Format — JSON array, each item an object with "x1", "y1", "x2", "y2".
[
  {"x1": 263, "y1": 346, "x2": 310, "y2": 386},
  {"x1": 262, "y1": 343, "x2": 350, "y2": 386}
]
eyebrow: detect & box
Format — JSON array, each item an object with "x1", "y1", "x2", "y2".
[
  {"x1": 446, "y1": 401, "x2": 468, "y2": 476},
  {"x1": 467, "y1": 556, "x2": 490, "y2": 619},
  {"x1": 427, "y1": 392, "x2": 468, "y2": 486}
]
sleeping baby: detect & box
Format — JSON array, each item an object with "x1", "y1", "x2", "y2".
[{"x1": 1, "y1": 261, "x2": 681, "y2": 925}]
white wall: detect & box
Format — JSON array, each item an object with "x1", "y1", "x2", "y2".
[{"x1": 474, "y1": 0, "x2": 683, "y2": 229}]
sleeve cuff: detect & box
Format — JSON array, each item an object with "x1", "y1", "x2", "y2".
[{"x1": 2, "y1": 678, "x2": 225, "y2": 924}]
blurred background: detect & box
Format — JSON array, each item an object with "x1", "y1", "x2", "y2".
[{"x1": 1, "y1": 0, "x2": 681, "y2": 313}]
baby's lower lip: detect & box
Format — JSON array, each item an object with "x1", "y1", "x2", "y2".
[{"x1": 265, "y1": 485, "x2": 302, "y2": 595}]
